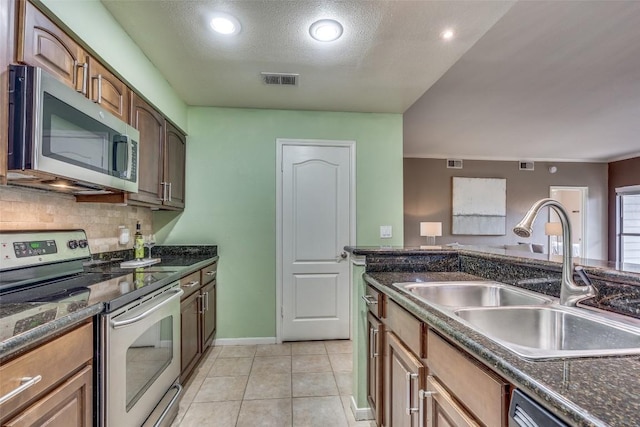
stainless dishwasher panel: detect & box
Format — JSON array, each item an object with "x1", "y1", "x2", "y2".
[{"x1": 509, "y1": 389, "x2": 567, "y2": 427}]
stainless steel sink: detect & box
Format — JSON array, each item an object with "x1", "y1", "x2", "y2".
[
  {"x1": 454, "y1": 306, "x2": 640, "y2": 359},
  {"x1": 398, "y1": 281, "x2": 555, "y2": 308}
]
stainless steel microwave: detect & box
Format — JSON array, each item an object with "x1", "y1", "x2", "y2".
[{"x1": 7, "y1": 65, "x2": 139, "y2": 194}]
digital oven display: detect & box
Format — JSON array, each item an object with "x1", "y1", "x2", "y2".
[{"x1": 13, "y1": 240, "x2": 58, "y2": 258}]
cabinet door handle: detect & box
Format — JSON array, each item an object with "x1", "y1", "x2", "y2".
[
  {"x1": 369, "y1": 327, "x2": 374, "y2": 359},
  {"x1": 0, "y1": 375, "x2": 42, "y2": 405},
  {"x1": 361, "y1": 295, "x2": 378, "y2": 306},
  {"x1": 91, "y1": 74, "x2": 103, "y2": 104},
  {"x1": 168, "y1": 182, "x2": 172, "y2": 201},
  {"x1": 204, "y1": 291, "x2": 209, "y2": 311},
  {"x1": 75, "y1": 61, "x2": 88, "y2": 95},
  {"x1": 419, "y1": 389, "x2": 435, "y2": 427},
  {"x1": 372, "y1": 328, "x2": 379, "y2": 357},
  {"x1": 406, "y1": 372, "x2": 419, "y2": 416},
  {"x1": 198, "y1": 294, "x2": 205, "y2": 314},
  {"x1": 182, "y1": 280, "x2": 199, "y2": 288},
  {"x1": 160, "y1": 182, "x2": 167, "y2": 201}
]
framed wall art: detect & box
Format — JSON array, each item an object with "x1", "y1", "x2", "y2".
[{"x1": 452, "y1": 177, "x2": 506, "y2": 235}]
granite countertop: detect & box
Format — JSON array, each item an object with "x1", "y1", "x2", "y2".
[
  {"x1": 0, "y1": 246, "x2": 218, "y2": 362},
  {"x1": 365, "y1": 271, "x2": 640, "y2": 427}
]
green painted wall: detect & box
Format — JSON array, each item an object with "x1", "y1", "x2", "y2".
[
  {"x1": 38, "y1": 0, "x2": 187, "y2": 130},
  {"x1": 155, "y1": 107, "x2": 403, "y2": 339}
]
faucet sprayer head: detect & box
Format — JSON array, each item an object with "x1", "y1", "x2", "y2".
[{"x1": 513, "y1": 223, "x2": 532, "y2": 238}]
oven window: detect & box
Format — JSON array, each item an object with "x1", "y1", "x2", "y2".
[{"x1": 126, "y1": 315, "x2": 173, "y2": 411}]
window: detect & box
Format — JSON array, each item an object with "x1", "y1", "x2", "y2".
[{"x1": 617, "y1": 186, "x2": 640, "y2": 265}]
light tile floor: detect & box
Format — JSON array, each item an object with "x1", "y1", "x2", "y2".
[{"x1": 172, "y1": 340, "x2": 376, "y2": 427}]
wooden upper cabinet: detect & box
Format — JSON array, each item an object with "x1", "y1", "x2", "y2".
[
  {"x1": 163, "y1": 121, "x2": 186, "y2": 209},
  {"x1": 88, "y1": 57, "x2": 129, "y2": 122},
  {"x1": 129, "y1": 92, "x2": 164, "y2": 206},
  {"x1": 17, "y1": 0, "x2": 87, "y2": 92}
]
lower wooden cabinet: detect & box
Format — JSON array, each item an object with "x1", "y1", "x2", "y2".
[
  {"x1": 427, "y1": 330, "x2": 510, "y2": 427},
  {"x1": 423, "y1": 376, "x2": 479, "y2": 427},
  {"x1": 0, "y1": 322, "x2": 93, "y2": 426},
  {"x1": 201, "y1": 279, "x2": 216, "y2": 348},
  {"x1": 179, "y1": 261, "x2": 218, "y2": 383},
  {"x1": 367, "y1": 312, "x2": 384, "y2": 426},
  {"x1": 365, "y1": 283, "x2": 512, "y2": 427},
  {"x1": 180, "y1": 289, "x2": 202, "y2": 383},
  {"x1": 386, "y1": 332, "x2": 426, "y2": 427}
]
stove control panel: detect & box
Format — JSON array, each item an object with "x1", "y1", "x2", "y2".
[{"x1": 0, "y1": 230, "x2": 91, "y2": 271}]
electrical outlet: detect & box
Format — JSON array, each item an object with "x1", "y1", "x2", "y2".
[{"x1": 380, "y1": 225, "x2": 392, "y2": 239}]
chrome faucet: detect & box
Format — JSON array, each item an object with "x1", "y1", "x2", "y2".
[{"x1": 513, "y1": 198, "x2": 596, "y2": 306}]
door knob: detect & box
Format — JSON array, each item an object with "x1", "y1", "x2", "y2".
[{"x1": 336, "y1": 252, "x2": 348, "y2": 262}]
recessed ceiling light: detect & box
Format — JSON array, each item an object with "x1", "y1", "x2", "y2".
[
  {"x1": 441, "y1": 29, "x2": 455, "y2": 40},
  {"x1": 309, "y1": 19, "x2": 343, "y2": 42},
  {"x1": 210, "y1": 13, "x2": 241, "y2": 35}
]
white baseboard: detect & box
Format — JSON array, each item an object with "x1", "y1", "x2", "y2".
[
  {"x1": 213, "y1": 337, "x2": 277, "y2": 346},
  {"x1": 350, "y1": 395, "x2": 374, "y2": 421}
]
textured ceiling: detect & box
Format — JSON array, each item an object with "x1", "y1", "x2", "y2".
[
  {"x1": 100, "y1": 0, "x2": 514, "y2": 113},
  {"x1": 101, "y1": 0, "x2": 640, "y2": 162},
  {"x1": 404, "y1": 1, "x2": 640, "y2": 162}
]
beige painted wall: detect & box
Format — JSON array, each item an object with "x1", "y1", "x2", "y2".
[
  {"x1": 0, "y1": 186, "x2": 152, "y2": 253},
  {"x1": 404, "y1": 158, "x2": 608, "y2": 259}
]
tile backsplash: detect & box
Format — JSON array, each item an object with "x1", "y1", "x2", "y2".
[{"x1": 0, "y1": 186, "x2": 152, "y2": 253}]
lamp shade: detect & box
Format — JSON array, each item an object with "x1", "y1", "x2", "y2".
[
  {"x1": 420, "y1": 222, "x2": 442, "y2": 237},
  {"x1": 544, "y1": 222, "x2": 562, "y2": 236}
]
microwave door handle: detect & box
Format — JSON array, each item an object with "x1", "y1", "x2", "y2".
[{"x1": 112, "y1": 135, "x2": 131, "y2": 179}]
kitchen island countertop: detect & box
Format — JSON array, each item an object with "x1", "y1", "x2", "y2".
[{"x1": 363, "y1": 269, "x2": 640, "y2": 427}]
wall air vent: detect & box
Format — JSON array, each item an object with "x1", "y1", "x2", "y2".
[
  {"x1": 447, "y1": 159, "x2": 463, "y2": 169},
  {"x1": 261, "y1": 72, "x2": 299, "y2": 86},
  {"x1": 519, "y1": 161, "x2": 535, "y2": 171}
]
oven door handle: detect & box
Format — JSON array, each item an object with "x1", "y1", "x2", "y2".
[{"x1": 111, "y1": 288, "x2": 184, "y2": 329}]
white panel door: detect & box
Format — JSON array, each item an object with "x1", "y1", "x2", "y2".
[{"x1": 281, "y1": 144, "x2": 352, "y2": 341}]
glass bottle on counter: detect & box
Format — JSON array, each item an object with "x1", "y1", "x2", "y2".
[{"x1": 134, "y1": 222, "x2": 145, "y2": 259}]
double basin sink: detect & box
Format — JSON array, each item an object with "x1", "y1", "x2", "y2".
[{"x1": 398, "y1": 281, "x2": 640, "y2": 360}]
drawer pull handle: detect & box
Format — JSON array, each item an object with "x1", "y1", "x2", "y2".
[
  {"x1": 205, "y1": 271, "x2": 216, "y2": 276},
  {"x1": 406, "y1": 372, "x2": 419, "y2": 416},
  {"x1": 0, "y1": 375, "x2": 42, "y2": 405},
  {"x1": 183, "y1": 280, "x2": 199, "y2": 288},
  {"x1": 361, "y1": 295, "x2": 378, "y2": 306}
]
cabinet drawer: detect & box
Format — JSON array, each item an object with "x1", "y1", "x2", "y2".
[
  {"x1": 180, "y1": 271, "x2": 201, "y2": 299},
  {"x1": 4, "y1": 365, "x2": 93, "y2": 427},
  {"x1": 0, "y1": 322, "x2": 92, "y2": 418},
  {"x1": 201, "y1": 261, "x2": 218, "y2": 286},
  {"x1": 386, "y1": 300, "x2": 423, "y2": 357},
  {"x1": 427, "y1": 329, "x2": 510, "y2": 427},
  {"x1": 364, "y1": 284, "x2": 385, "y2": 319}
]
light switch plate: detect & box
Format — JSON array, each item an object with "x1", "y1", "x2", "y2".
[{"x1": 380, "y1": 225, "x2": 392, "y2": 239}]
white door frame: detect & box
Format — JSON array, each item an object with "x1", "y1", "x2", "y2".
[
  {"x1": 276, "y1": 138, "x2": 356, "y2": 343},
  {"x1": 549, "y1": 186, "x2": 588, "y2": 258}
]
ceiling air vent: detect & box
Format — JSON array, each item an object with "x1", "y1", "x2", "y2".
[
  {"x1": 519, "y1": 161, "x2": 535, "y2": 171},
  {"x1": 261, "y1": 72, "x2": 299, "y2": 86},
  {"x1": 447, "y1": 159, "x2": 463, "y2": 169}
]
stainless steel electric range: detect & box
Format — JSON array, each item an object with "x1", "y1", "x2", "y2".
[{"x1": 0, "y1": 230, "x2": 183, "y2": 427}]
